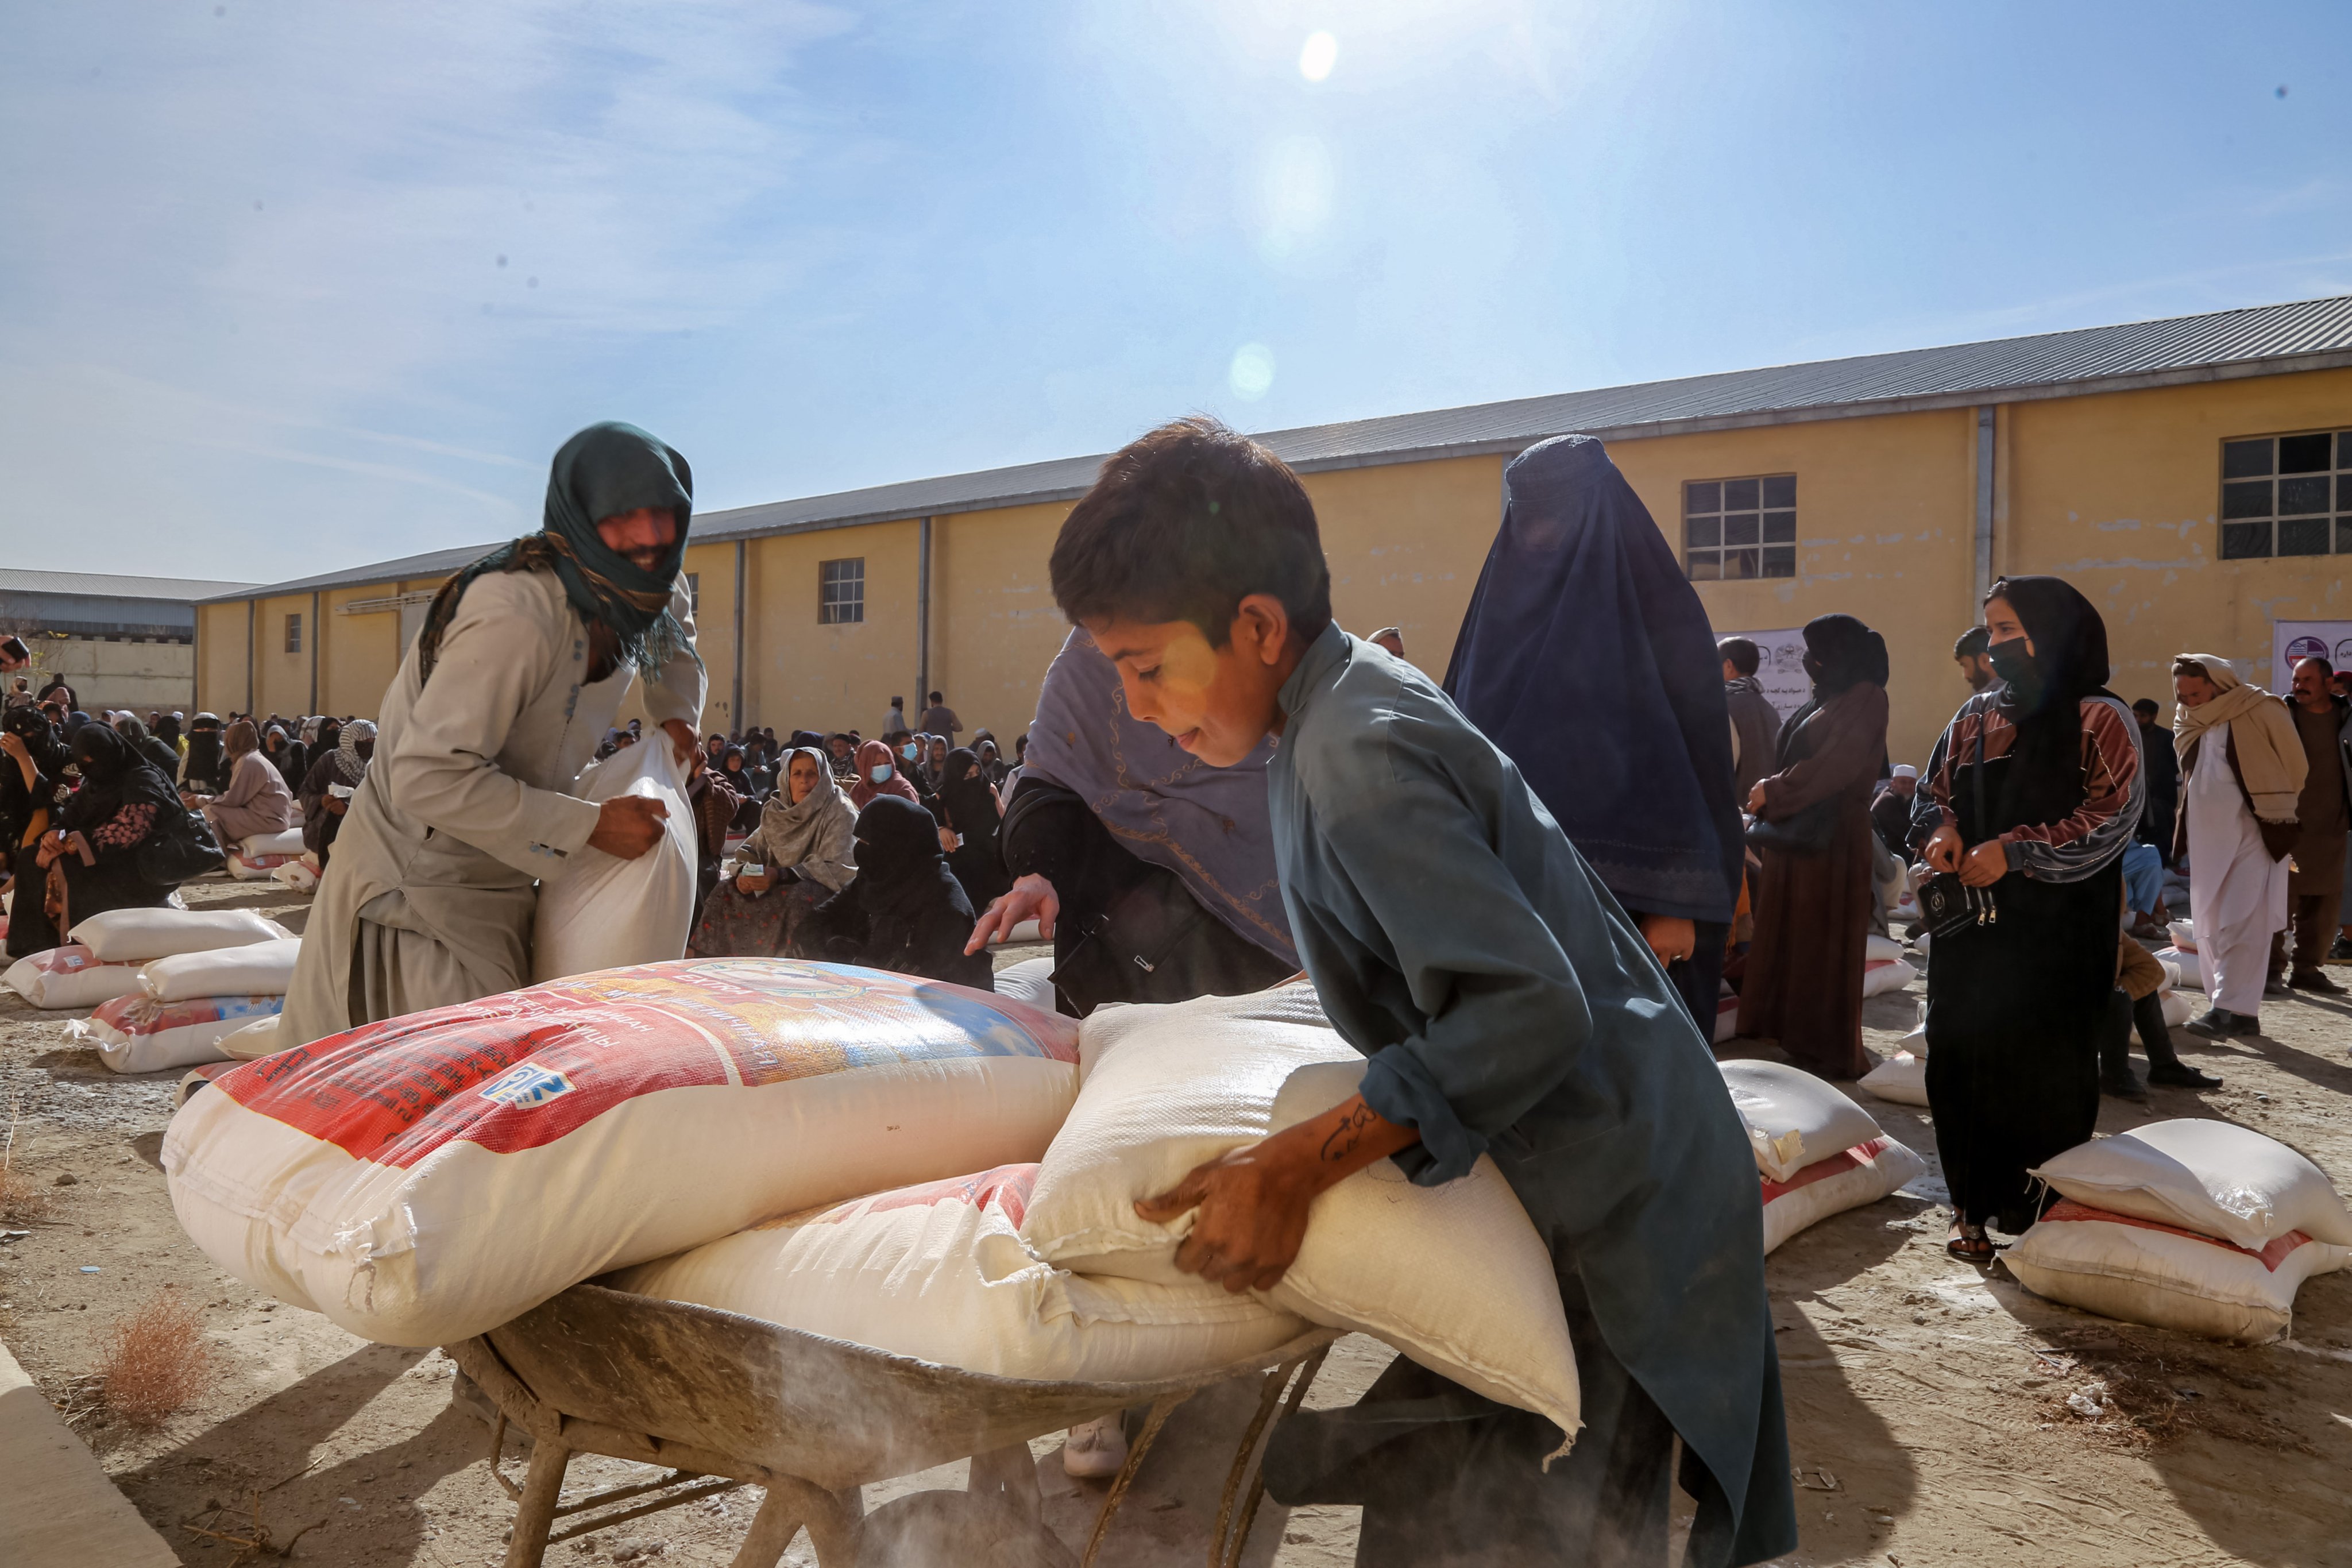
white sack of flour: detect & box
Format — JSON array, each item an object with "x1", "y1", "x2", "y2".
[
  {"x1": 531, "y1": 743, "x2": 697, "y2": 984},
  {"x1": 613, "y1": 1163, "x2": 1307, "y2": 1384},
  {"x1": 1020, "y1": 986, "x2": 1582, "y2": 1451},
  {"x1": 165, "y1": 959, "x2": 1080, "y2": 1346}
]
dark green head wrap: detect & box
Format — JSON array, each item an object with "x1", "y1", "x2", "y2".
[{"x1": 418, "y1": 422, "x2": 695, "y2": 683}]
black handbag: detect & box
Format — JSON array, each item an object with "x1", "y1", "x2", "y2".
[
  {"x1": 1917, "y1": 726, "x2": 1996, "y2": 940},
  {"x1": 137, "y1": 806, "x2": 227, "y2": 885},
  {"x1": 1744, "y1": 703, "x2": 1844, "y2": 856},
  {"x1": 1744, "y1": 795, "x2": 1840, "y2": 856}
]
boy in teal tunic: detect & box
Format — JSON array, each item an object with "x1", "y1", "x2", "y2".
[{"x1": 1048, "y1": 417, "x2": 1795, "y2": 1567}]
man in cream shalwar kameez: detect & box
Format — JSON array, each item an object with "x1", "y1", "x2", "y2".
[
  {"x1": 279, "y1": 424, "x2": 705, "y2": 1046},
  {"x1": 2174, "y1": 654, "x2": 2304, "y2": 1034}
]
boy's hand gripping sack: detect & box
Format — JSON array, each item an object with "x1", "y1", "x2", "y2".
[{"x1": 1018, "y1": 986, "x2": 1583, "y2": 1454}]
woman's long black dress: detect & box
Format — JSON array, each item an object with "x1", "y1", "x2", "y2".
[{"x1": 1924, "y1": 720, "x2": 2119, "y2": 1233}]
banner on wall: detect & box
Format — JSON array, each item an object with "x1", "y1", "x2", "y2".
[
  {"x1": 1722, "y1": 627, "x2": 1813, "y2": 723},
  {"x1": 2272, "y1": 621, "x2": 2352, "y2": 692}
]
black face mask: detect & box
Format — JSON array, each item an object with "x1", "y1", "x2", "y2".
[{"x1": 1987, "y1": 636, "x2": 2041, "y2": 701}]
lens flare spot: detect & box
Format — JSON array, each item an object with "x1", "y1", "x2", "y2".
[
  {"x1": 1299, "y1": 31, "x2": 1338, "y2": 83},
  {"x1": 1229, "y1": 343, "x2": 1276, "y2": 401}
]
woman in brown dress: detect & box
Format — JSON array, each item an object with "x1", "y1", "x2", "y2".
[{"x1": 1736, "y1": 614, "x2": 1890, "y2": 1079}]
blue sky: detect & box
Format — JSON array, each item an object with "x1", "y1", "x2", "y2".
[{"x1": 3, "y1": 1, "x2": 2347, "y2": 584}]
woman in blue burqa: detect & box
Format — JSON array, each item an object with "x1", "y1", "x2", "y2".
[{"x1": 1445, "y1": 434, "x2": 1745, "y2": 1036}]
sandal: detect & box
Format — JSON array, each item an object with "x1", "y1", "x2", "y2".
[{"x1": 1947, "y1": 1222, "x2": 1996, "y2": 1262}]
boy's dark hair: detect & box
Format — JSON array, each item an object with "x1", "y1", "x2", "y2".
[
  {"x1": 2131, "y1": 697, "x2": 2160, "y2": 717},
  {"x1": 1050, "y1": 416, "x2": 1332, "y2": 646},
  {"x1": 1953, "y1": 626, "x2": 1990, "y2": 659},
  {"x1": 1717, "y1": 636, "x2": 1760, "y2": 676},
  {"x1": 927, "y1": 690, "x2": 943, "y2": 702}
]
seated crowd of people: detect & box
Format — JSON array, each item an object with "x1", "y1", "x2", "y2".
[
  {"x1": 0, "y1": 700, "x2": 379, "y2": 958},
  {"x1": 678, "y1": 697, "x2": 1026, "y2": 980}
]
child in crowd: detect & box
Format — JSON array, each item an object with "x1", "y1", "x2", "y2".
[{"x1": 1045, "y1": 416, "x2": 1794, "y2": 1567}]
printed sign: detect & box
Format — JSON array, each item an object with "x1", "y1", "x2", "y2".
[
  {"x1": 1721, "y1": 627, "x2": 1813, "y2": 722},
  {"x1": 2271, "y1": 620, "x2": 2352, "y2": 693}
]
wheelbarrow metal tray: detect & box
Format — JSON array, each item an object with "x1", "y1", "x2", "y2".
[{"x1": 455, "y1": 1281, "x2": 1339, "y2": 1493}]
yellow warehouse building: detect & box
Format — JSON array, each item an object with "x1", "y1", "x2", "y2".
[{"x1": 196, "y1": 295, "x2": 2352, "y2": 767}]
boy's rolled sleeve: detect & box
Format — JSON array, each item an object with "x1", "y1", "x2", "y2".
[{"x1": 1359, "y1": 1044, "x2": 1488, "y2": 1184}]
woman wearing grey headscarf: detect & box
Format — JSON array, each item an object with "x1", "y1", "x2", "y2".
[
  {"x1": 299, "y1": 719, "x2": 376, "y2": 867},
  {"x1": 688, "y1": 746, "x2": 857, "y2": 959},
  {"x1": 964, "y1": 627, "x2": 1297, "y2": 1016}
]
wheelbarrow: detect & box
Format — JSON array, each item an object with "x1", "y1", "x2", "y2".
[{"x1": 445, "y1": 1281, "x2": 1338, "y2": 1568}]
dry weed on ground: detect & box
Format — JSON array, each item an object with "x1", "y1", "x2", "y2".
[
  {"x1": 2033, "y1": 1336, "x2": 2319, "y2": 1456},
  {"x1": 0, "y1": 1086, "x2": 48, "y2": 1221},
  {"x1": 98, "y1": 1286, "x2": 216, "y2": 1427}
]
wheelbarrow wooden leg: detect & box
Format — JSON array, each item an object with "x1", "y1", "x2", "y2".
[
  {"x1": 500, "y1": 1439, "x2": 573, "y2": 1568},
  {"x1": 1077, "y1": 1392, "x2": 1191, "y2": 1568},
  {"x1": 968, "y1": 1441, "x2": 1044, "y2": 1521},
  {"x1": 725, "y1": 1482, "x2": 805, "y2": 1568},
  {"x1": 736, "y1": 1474, "x2": 860, "y2": 1567}
]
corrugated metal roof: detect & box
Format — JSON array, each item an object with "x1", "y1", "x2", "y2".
[
  {"x1": 0, "y1": 568, "x2": 258, "y2": 601},
  {"x1": 208, "y1": 292, "x2": 2352, "y2": 603},
  {"x1": 197, "y1": 544, "x2": 500, "y2": 603}
]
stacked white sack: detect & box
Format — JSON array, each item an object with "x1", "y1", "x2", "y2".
[
  {"x1": 5, "y1": 945, "x2": 143, "y2": 1009},
  {"x1": 13, "y1": 908, "x2": 294, "y2": 1012},
  {"x1": 69, "y1": 995, "x2": 285, "y2": 1073},
  {"x1": 1858, "y1": 1002, "x2": 1929, "y2": 1107},
  {"x1": 164, "y1": 957, "x2": 1081, "y2": 1345},
  {"x1": 1861, "y1": 933, "x2": 1918, "y2": 998},
  {"x1": 72, "y1": 907, "x2": 291, "y2": 961},
  {"x1": 1018, "y1": 984, "x2": 1584, "y2": 1453},
  {"x1": 240, "y1": 828, "x2": 306, "y2": 858},
  {"x1": 531, "y1": 743, "x2": 697, "y2": 983},
  {"x1": 1718, "y1": 1059, "x2": 1925, "y2": 1252},
  {"x1": 615, "y1": 1163, "x2": 1307, "y2": 1384},
  {"x1": 141, "y1": 936, "x2": 301, "y2": 1001},
  {"x1": 992, "y1": 955, "x2": 1057, "y2": 1012},
  {"x1": 2010, "y1": 1120, "x2": 2352, "y2": 1342},
  {"x1": 2153, "y1": 918, "x2": 2204, "y2": 992}
]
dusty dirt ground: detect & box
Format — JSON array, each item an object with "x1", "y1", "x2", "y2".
[{"x1": 3, "y1": 870, "x2": 2350, "y2": 1567}]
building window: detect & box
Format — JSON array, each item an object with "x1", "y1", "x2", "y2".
[
  {"x1": 1683, "y1": 475, "x2": 1797, "y2": 581},
  {"x1": 818, "y1": 558, "x2": 864, "y2": 624},
  {"x1": 284, "y1": 613, "x2": 302, "y2": 653},
  {"x1": 684, "y1": 571, "x2": 700, "y2": 612},
  {"x1": 2219, "y1": 430, "x2": 2352, "y2": 560}
]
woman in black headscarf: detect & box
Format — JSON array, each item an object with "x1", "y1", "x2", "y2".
[
  {"x1": 817, "y1": 795, "x2": 995, "y2": 989},
  {"x1": 113, "y1": 715, "x2": 183, "y2": 778},
  {"x1": 180, "y1": 713, "x2": 231, "y2": 795},
  {"x1": 1919, "y1": 577, "x2": 2141, "y2": 1260},
  {"x1": 934, "y1": 746, "x2": 1011, "y2": 912},
  {"x1": 718, "y1": 746, "x2": 761, "y2": 832},
  {"x1": 1736, "y1": 614, "x2": 1892, "y2": 1079},
  {"x1": 262, "y1": 724, "x2": 307, "y2": 791},
  {"x1": 298, "y1": 720, "x2": 376, "y2": 867},
  {"x1": 31, "y1": 725, "x2": 186, "y2": 945},
  {"x1": 1444, "y1": 435, "x2": 1744, "y2": 1036},
  {"x1": 1, "y1": 705, "x2": 75, "y2": 955}
]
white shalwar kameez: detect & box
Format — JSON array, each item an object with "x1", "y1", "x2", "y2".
[
  {"x1": 277, "y1": 568, "x2": 702, "y2": 1048},
  {"x1": 2184, "y1": 732, "x2": 2288, "y2": 1015}
]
